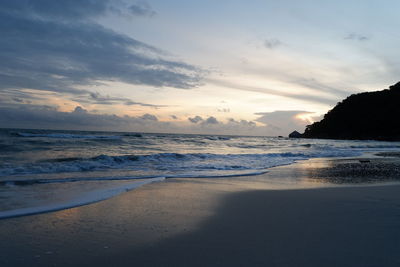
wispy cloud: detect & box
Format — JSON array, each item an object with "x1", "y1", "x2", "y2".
[
  {"x1": 208, "y1": 78, "x2": 339, "y2": 106},
  {"x1": 72, "y1": 92, "x2": 167, "y2": 108},
  {"x1": 292, "y1": 77, "x2": 351, "y2": 98},
  {"x1": 255, "y1": 110, "x2": 317, "y2": 134},
  {"x1": 344, "y1": 33, "x2": 369, "y2": 41}
]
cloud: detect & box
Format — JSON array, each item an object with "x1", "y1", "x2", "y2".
[
  {"x1": 344, "y1": 33, "x2": 369, "y2": 41},
  {"x1": 197, "y1": 117, "x2": 260, "y2": 135},
  {"x1": 71, "y1": 92, "x2": 166, "y2": 108},
  {"x1": 0, "y1": 104, "x2": 312, "y2": 136},
  {"x1": 0, "y1": 88, "x2": 43, "y2": 104},
  {"x1": 204, "y1": 116, "x2": 219, "y2": 124},
  {"x1": 128, "y1": 1, "x2": 156, "y2": 17},
  {"x1": 0, "y1": 0, "x2": 203, "y2": 101},
  {"x1": 264, "y1": 39, "x2": 282, "y2": 49},
  {"x1": 2, "y1": 0, "x2": 109, "y2": 20},
  {"x1": 0, "y1": 104, "x2": 164, "y2": 131},
  {"x1": 140, "y1": 113, "x2": 158, "y2": 121},
  {"x1": 2, "y1": 0, "x2": 155, "y2": 20},
  {"x1": 227, "y1": 118, "x2": 256, "y2": 127},
  {"x1": 12, "y1": 97, "x2": 24, "y2": 103},
  {"x1": 217, "y1": 108, "x2": 230, "y2": 113},
  {"x1": 255, "y1": 110, "x2": 317, "y2": 135},
  {"x1": 188, "y1": 116, "x2": 203, "y2": 123},
  {"x1": 0, "y1": 87, "x2": 166, "y2": 109},
  {"x1": 0, "y1": 105, "x2": 248, "y2": 134},
  {"x1": 124, "y1": 100, "x2": 166, "y2": 108},
  {"x1": 292, "y1": 77, "x2": 350, "y2": 98},
  {"x1": 209, "y1": 78, "x2": 339, "y2": 106},
  {"x1": 73, "y1": 106, "x2": 88, "y2": 114}
]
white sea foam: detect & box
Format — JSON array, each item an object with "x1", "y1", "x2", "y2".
[
  {"x1": 3, "y1": 128, "x2": 400, "y2": 218},
  {"x1": 0, "y1": 150, "x2": 361, "y2": 177},
  {"x1": 0, "y1": 177, "x2": 165, "y2": 219}
]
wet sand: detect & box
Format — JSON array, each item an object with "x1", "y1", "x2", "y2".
[{"x1": 1, "y1": 157, "x2": 400, "y2": 266}]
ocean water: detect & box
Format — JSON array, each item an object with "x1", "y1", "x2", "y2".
[{"x1": 1, "y1": 128, "x2": 400, "y2": 219}]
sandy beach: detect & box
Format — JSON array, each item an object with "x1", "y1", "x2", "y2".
[
  {"x1": 1, "y1": 157, "x2": 400, "y2": 267},
  {"x1": 3, "y1": 2, "x2": 400, "y2": 266}
]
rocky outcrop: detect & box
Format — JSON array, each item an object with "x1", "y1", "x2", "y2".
[
  {"x1": 289, "y1": 130, "x2": 302, "y2": 138},
  {"x1": 303, "y1": 82, "x2": 400, "y2": 141}
]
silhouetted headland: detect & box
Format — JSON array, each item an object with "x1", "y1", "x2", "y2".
[
  {"x1": 289, "y1": 130, "x2": 302, "y2": 138},
  {"x1": 303, "y1": 82, "x2": 400, "y2": 141}
]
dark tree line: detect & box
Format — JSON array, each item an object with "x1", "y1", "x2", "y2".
[{"x1": 303, "y1": 82, "x2": 400, "y2": 141}]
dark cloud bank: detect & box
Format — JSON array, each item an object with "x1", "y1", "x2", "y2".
[
  {"x1": 0, "y1": 105, "x2": 259, "y2": 134},
  {"x1": 0, "y1": 0, "x2": 203, "y2": 103},
  {"x1": 0, "y1": 105, "x2": 163, "y2": 132},
  {"x1": 0, "y1": 105, "x2": 312, "y2": 136}
]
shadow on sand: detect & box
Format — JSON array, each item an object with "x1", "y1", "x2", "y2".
[{"x1": 89, "y1": 185, "x2": 400, "y2": 267}]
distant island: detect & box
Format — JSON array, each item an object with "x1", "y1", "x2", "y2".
[{"x1": 302, "y1": 82, "x2": 400, "y2": 141}]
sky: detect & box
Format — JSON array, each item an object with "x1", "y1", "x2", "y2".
[{"x1": 1, "y1": 0, "x2": 400, "y2": 136}]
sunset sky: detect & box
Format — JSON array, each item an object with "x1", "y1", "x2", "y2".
[{"x1": 1, "y1": 0, "x2": 399, "y2": 135}]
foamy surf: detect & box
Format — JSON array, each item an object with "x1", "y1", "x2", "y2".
[
  {"x1": 0, "y1": 151, "x2": 361, "y2": 177},
  {"x1": 1, "y1": 170, "x2": 271, "y2": 187},
  {"x1": 2, "y1": 128, "x2": 400, "y2": 219},
  {"x1": 0, "y1": 177, "x2": 165, "y2": 219}
]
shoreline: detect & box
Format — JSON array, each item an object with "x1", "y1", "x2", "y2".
[
  {"x1": 3, "y1": 152, "x2": 400, "y2": 221},
  {"x1": 1, "y1": 156, "x2": 400, "y2": 266}
]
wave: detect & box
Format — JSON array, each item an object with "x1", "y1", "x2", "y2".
[
  {"x1": 349, "y1": 144, "x2": 400, "y2": 149},
  {"x1": 205, "y1": 136, "x2": 231, "y2": 141},
  {"x1": 228, "y1": 143, "x2": 268, "y2": 149},
  {"x1": 0, "y1": 169, "x2": 272, "y2": 187},
  {"x1": 0, "y1": 150, "x2": 361, "y2": 177},
  {"x1": 300, "y1": 144, "x2": 312, "y2": 148},
  {"x1": 16, "y1": 132, "x2": 122, "y2": 140},
  {"x1": 122, "y1": 133, "x2": 143, "y2": 137},
  {"x1": 0, "y1": 144, "x2": 25, "y2": 152},
  {"x1": 0, "y1": 177, "x2": 165, "y2": 219}
]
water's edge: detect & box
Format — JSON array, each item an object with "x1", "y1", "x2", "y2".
[{"x1": 0, "y1": 177, "x2": 165, "y2": 220}]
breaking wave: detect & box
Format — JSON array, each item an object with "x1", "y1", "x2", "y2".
[{"x1": 0, "y1": 150, "x2": 360, "y2": 178}]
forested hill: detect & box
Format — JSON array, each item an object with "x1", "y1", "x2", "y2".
[{"x1": 303, "y1": 82, "x2": 400, "y2": 141}]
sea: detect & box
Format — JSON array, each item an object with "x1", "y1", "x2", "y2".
[{"x1": 1, "y1": 128, "x2": 400, "y2": 219}]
